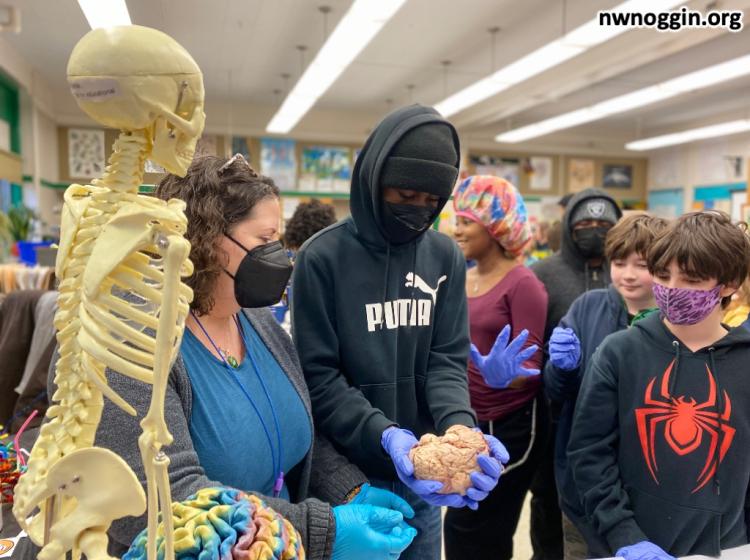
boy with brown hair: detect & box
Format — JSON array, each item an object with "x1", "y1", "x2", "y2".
[
  {"x1": 568, "y1": 211, "x2": 750, "y2": 560},
  {"x1": 544, "y1": 213, "x2": 668, "y2": 559}
]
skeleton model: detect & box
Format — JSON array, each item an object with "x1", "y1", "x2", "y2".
[{"x1": 12, "y1": 26, "x2": 205, "y2": 560}]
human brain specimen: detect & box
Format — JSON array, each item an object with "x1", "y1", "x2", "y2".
[{"x1": 409, "y1": 425, "x2": 489, "y2": 495}]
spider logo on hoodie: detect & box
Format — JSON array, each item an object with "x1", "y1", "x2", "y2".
[{"x1": 635, "y1": 360, "x2": 735, "y2": 493}]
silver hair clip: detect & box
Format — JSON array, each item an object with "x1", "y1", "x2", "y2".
[{"x1": 218, "y1": 153, "x2": 258, "y2": 176}]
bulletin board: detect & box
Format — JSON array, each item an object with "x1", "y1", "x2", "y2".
[{"x1": 648, "y1": 188, "x2": 684, "y2": 219}]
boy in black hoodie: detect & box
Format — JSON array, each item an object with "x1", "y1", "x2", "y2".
[
  {"x1": 568, "y1": 211, "x2": 750, "y2": 559},
  {"x1": 530, "y1": 188, "x2": 623, "y2": 559},
  {"x1": 292, "y1": 105, "x2": 509, "y2": 560}
]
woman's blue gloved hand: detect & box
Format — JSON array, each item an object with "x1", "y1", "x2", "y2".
[
  {"x1": 331, "y1": 504, "x2": 417, "y2": 560},
  {"x1": 616, "y1": 541, "x2": 676, "y2": 560},
  {"x1": 470, "y1": 325, "x2": 540, "y2": 388},
  {"x1": 549, "y1": 326, "x2": 581, "y2": 371},
  {"x1": 350, "y1": 483, "x2": 415, "y2": 519}
]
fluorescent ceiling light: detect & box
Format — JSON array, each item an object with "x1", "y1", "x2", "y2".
[
  {"x1": 267, "y1": 0, "x2": 407, "y2": 133},
  {"x1": 626, "y1": 119, "x2": 750, "y2": 150},
  {"x1": 435, "y1": 0, "x2": 685, "y2": 117},
  {"x1": 77, "y1": 0, "x2": 131, "y2": 29},
  {"x1": 496, "y1": 52, "x2": 750, "y2": 143}
]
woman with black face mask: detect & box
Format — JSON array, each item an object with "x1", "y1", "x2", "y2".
[{"x1": 81, "y1": 154, "x2": 418, "y2": 560}]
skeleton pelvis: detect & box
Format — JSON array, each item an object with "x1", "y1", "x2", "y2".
[{"x1": 23, "y1": 447, "x2": 146, "y2": 547}]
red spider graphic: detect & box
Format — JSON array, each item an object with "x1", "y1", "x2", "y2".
[{"x1": 635, "y1": 360, "x2": 734, "y2": 493}]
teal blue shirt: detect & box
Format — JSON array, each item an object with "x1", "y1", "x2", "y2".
[{"x1": 181, "y1": 312, "x2": 312, "y2": 499}]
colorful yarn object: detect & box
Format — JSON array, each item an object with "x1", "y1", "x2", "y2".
[
  {"x1": 453, "y1": 175, "x2": 531, "y2": 257},
  {"x1": 124, "y1": 487, "x2": 305, "y2": 560},
  {"x1": 0, "y1": 423, "x2": 28, "y2": 506}
]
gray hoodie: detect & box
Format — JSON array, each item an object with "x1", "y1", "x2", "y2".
[{"x1": 531, "y1": 188, "x2": 623, "y2": 343}]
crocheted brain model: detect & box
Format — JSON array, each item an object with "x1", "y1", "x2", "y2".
[
  {"x1": 409, "y1": 425, "x2": 488, "y2": 495},
  {"x1": 124, "y1": 487, "x2": 305, "y2": 560}
]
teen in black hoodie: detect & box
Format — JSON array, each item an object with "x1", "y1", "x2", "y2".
[
  {"x1": 292, "y1": 105, "x2": 506, "y2": 560},
  {"x1": 568, "y1": 211, "x2": 750, "y2": 559}
]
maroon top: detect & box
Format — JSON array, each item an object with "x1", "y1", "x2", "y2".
[{"x1": 467, "y1": 265, "x2": 548, "y2": 421}]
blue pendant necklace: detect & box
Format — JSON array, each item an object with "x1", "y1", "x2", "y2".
[{"x1": 190, "y1": 310, "x2": 285, "y2": 497}]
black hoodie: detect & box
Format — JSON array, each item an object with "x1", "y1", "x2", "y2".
[
  {"x1": 531, "y1": 188, "x2": 622, "y2": 343},
  {"x1": 291, "y1": 105, "x2": 476, "y2": 480},
  {"x1": 568, "y1": 312, "x2": 750, "y2": 557}
]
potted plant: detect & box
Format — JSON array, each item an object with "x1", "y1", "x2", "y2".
[
  {"x1": 0, "y1": 210, "x2": 13, "y2": 262},
  {"x1": 6, "y1": 206, "x2": 40, "y2": 263}
]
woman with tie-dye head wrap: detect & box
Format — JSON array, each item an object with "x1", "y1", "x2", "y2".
[{"x1": 443, "y1": 175, "x2": 550, "y2": 560}]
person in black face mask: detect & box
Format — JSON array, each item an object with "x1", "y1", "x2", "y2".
[
  {"x1": 528, "y1": 188, "x2": 621, "y2": 560},
  {"x1": 292, "y1": 105, "x2": 511, "y2": 560},
  {"x1": 66, "y1": 154, "x2": 419, "y2": 560}
]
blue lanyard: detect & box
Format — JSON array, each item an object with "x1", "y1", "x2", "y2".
[{"x1": 191, "y1": 311, "x2": 285, "y2": 497}]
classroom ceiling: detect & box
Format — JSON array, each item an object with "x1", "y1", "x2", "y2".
[{"x1": 3, "y1": 0, "x2": 750, "y2": 153}]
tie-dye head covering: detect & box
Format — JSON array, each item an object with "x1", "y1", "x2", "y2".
[
  {"x1": 124, "y1": 487, "x2": 305, "y2": 560},
  {"x1": 453, "y1": 175, "x2": 531, "y2": 257}
]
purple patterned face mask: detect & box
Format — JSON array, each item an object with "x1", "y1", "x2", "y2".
[{"x1": 652, "y1": 283, "x2": 723, "y2": 325}]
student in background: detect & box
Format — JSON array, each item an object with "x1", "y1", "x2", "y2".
[
  {"x1": 284, "y1": 199, "x2": 337, "y2": 254},
  {"x1": 569, "y1": 211, "x2": 750, "y2": 559},
  {"x1": 544, "y1": 213, "x2": 668, "y2": 559},
  {"x1": 529, "y1": 188, "x2": 622, "y2": 560},
  {"x1": 272, "y1": 200, "x2": 338, "y2": 330},
  {"x1": 444, "y1": 176, "x2": 549, "y2": 560}
]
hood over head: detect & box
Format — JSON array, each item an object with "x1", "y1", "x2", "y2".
[{"x1": 350, "y1": 104, "x2": 460, "y2": 248}]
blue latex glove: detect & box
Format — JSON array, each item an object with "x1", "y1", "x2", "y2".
[
  {"x1": 463, "y1": 431, "x2": 510, "y2": 503},
  {"x1": 381, "y1": 426, "x2": 479, "y2": 509},
  {"x1": 470, "y1": 325, "x2": 540, "y2": 389},
  {"x1": 332, "y1": 504, "x2": 417, "y2": 560},
  {"x1": 616, "y1": 541, "x2": 676, "y2": 560},
  {"x1": 351, "y1": 483, "x2": 415, "y2": 519},
  {"x1": 549, "y1": 326, "x2": 581, "y2": 371}
]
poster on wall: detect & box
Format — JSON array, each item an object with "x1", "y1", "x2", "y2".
[
  {"x1": 603, "y1": 164, "x2": 633, "y2": 189},
  {"x1": 300, "y1": 146, "x2": 352, "y2": 192},
  {"x1": 469, "y1": 155, "x2": 520, "y2": 187},
  {"x1": 568, "y1": 158, "x2": 595, "y2": 192},
  {"x1": 648, "y1": 188, "x2": 683, "y2": 219},
  {"x1": 529, "y1": 157, "x2": 553, "y2": 190},
  {"x1": 68, "y1": 128, "x2": 105, "y2": 179},
  {"x1": 260, "y1": 138, "x2": 297, "y2": 190}
]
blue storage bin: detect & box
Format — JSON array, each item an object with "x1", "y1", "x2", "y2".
[{"x1": 17, "y1": 241, "x2": 53, "y2": 265}]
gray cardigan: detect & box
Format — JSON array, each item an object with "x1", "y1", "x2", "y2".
[{"x1": 20, "y1": 308, "x2": 366, "y2": 560}]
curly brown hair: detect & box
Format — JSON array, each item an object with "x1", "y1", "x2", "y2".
[
  {"x1": 284, "y1": 199, "x2": 337, "y2": 250},
  {"x1": 155, "y1": 155, "x2": 279, "y2": 315}
]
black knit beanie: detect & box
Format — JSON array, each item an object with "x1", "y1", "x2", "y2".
[{"x1": 379, "y1": 122, "x2": 459, "y2": 198}]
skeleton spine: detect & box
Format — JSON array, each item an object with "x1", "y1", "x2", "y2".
[{"x1": 13, "y1": 131, "x2": 150, "y2": 529}]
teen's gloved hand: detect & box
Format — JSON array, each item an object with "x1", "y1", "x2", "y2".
[
  {"x1": 331, "y1": 504, "x2": 417, "y2": 560},
  {"x1": 469, "y1": 325, "x2": 540, "y2": 388},
  {"x1": 615, "y1": 541, "x2": 676, "y2": 560},
  {"x1": 463, "y1": 430, "x2": 510, "y2": 503},
  {"x1": 381, "y1": 426, "x2": 478, "y2": 509},
  {"x1": 549, "y1": 327, "x2": 581, "y2": 371},
  {"x1": 350, "y1": 483, "x2": 415, "y2": 519}
]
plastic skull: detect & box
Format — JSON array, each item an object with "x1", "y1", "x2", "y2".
[{"x1": 66, "y1": 25, "x2": 205, "y2": 177}]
